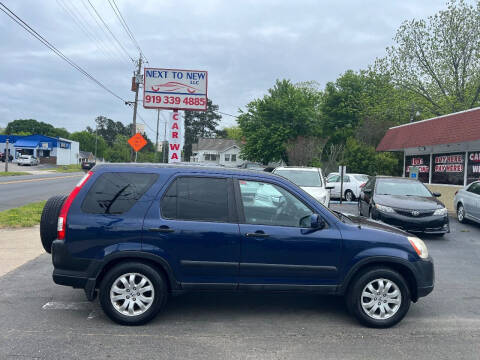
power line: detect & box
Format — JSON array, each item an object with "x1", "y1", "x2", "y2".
[
  {"x1": 107, "y1": 0, "x2": 148, "y2": 62},
  {"x1": 79, "y1": 0, "x2": 131, "y2": 65},
  {"x1": 85, "y1": 0, "x2": 135, "y2": 63},
  {"x1": 0, "y1": 2, "x2": 128, "y2": 103}
]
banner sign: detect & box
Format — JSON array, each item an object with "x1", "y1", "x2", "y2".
[
  {"x1": 167, "y1": 111, "x2": 183, "y2": 163},
  {"x1": 467, "y1": 151, "x2": 480, "y2": 184},
  {"x1": 405, "y1": 155, "x2": 430, "y2": 183},
  {"x1": 432, "y1": 152, "x2": 464, "y2": 185},
  {"x1": 143, "y1": 68, "x2": 208, "y2": 111}
]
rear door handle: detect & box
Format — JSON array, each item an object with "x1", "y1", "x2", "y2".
[
  {"x1": 245, "y1": 232, "x2": 269, "y2": 238},
  {"x1": 149, "y1": 226, "x2": 174, "y2": 233}
]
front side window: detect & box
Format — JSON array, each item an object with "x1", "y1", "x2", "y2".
[
  {"x1": 82, "y1": 172, "x2": 158, "y2": 214},
  {"x1": 239, "y1": 180, "x2": 313, "y2": 227},
  {"x1": 161, "y1": 177, "x2": 229, "y2": 222}
]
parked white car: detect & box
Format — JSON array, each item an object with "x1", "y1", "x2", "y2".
[
  {"x1": 17, "y1": 155, "x2": 39, "y2": 166},
  {"x1": 272, "y1": 167, "x2": 331, "y2": 207},
  {"x1": 326, "y1": 173, "x2": 369, "y2": 201},
  {"x1": 454, "y1": 181, "x2": 480, "y2": 224}
]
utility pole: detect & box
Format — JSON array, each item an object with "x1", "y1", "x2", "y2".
[
  {"x1": 4, "y1": 139, "x2": 8, "y2": 173},
  {"x1": 94, "y1": 121, "x2": 98, "y2": 162},
  {"x1": 163, "y1": 114, "x2": 168, "y2": 163},
  {"x1": 154, "y1": 109, "x2": 160, "y2": 162},
  {"x1": 131, "y1": 54, "x2": 142, "y2": 161}
]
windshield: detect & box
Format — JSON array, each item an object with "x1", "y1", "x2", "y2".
[
  {"x1": 376, "y1": 180, "x2": 432, "y2": 197},
  {"x1": 353, "y1": 174, "x2": 369, "y2": 182},
  {"x1": 275, "y1": 169, "x2": 323, "y2": 187}
]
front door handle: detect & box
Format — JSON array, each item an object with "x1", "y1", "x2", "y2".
[
  {"x1": 245, "y1": 231, "x2": 269, "y2": 238},
  {"x1": 149, "y1": 226, "x2": 174, "y2": 233}
]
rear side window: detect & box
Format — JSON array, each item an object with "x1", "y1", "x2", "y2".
[
  {"x1": 82, "y1": 172, "x2": 158, "y2": 214},
  {"x1": 161, "y1": 177, "x2": 229, "y2": 222}
]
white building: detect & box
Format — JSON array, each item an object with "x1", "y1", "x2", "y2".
[{"x1": 190, "y1": 138, "x2": 244, "y2": 167}]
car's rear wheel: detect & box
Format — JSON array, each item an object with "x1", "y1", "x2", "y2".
[
  {"x1": 346, "y1": 267, "x2": 410, "y2": 328},
  {"x1": 345, "y1": 190, "x2": 354, "y2": 202},
  {"x1": 40, "y1": 195, "x2": 68, "y2": 253},
  {"x1": 99, "y1": 262, "x2": 167, "y2": 325},
  {"x1": 457, "y1": 204, "x2": 466, "y2": 223}
]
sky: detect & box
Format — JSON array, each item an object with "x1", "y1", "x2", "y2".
[{"x1": 0, "y1": 0, "x2": 450, "y2": 141}]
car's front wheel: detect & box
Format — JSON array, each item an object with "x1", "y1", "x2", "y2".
[
  {"x1": 347, "y1": 267, "x2": 411, "y2": 328},
  {"x1": 345, "y1": 190, "x2": 354, "y2": 202},
  {"x1": 457, "y1": 203, "x2": 466, "y2": 223},
  {"x1": 99, "y1": 262, "x2": 167, "y2": 325}
]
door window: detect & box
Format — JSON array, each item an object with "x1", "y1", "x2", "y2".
[
  {"x1": 161, "y1": 177, "x2": 229, "y2": 222},
  {"x1": 239, "y1": 180, "x2": 313, "y2": 227},
  {"x1": 327, "y1": 175, "x2": 340, "y2": 183},
  {"x1": 467, "y1": 182, "x2": 480, "y2": 195}
]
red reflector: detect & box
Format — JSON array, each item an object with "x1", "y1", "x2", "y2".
[{"x1": 57, "y1": 171, "x2": 92, "y2": 240}]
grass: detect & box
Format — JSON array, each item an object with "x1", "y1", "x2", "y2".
[
  {"x1": 0, "y1": 201, "x2": 46, "y2": 228},
  {"x1": 0, "y1": 171, "x2": 30, "y2": 176},
  {"x1": 50, "y1": 164, "x2": 83, "y2": 173}
]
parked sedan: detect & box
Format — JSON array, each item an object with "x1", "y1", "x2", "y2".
[
  {"x1": 326, "y1": 173, "x2": 369, "y2": 201},
  {"x1": 17, "y1": 155, "x2": 39, "y2": 166},
  {"x1": 358, "y1": 176, "x2": 449, "y2": 234},
  {"x1": 454, "y1": 181, "x2": 480, "y2": 224}
]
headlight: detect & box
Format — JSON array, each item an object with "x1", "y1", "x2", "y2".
[
  {"x1": 433, "y1": 207, "x2": 448, "y2": 216},
  {"x1": 375, "y1": 204, "x2": 394, "y2": 213},
  {"x1": 408, "y1": 236, "x2": 429, "y2": 259}
]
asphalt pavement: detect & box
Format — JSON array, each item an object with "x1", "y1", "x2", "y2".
[
  {"x1": 0, "y1": 205, "x2": 479, "y2": 359},
  {"x1": 0, "y1": 172, "x2": 84, "y2": 211}
]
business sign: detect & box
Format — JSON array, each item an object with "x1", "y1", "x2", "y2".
[
  {"x1": 405, "y1": 155, "x2": 430, "y2": 183},
  {"x1": 143, "y1": 68, "x2": 208, "y2": 111},
  {"x1": 167, "y1": 111, "x2": 183, "y2": 163},
  {"x1": 432, "y1": 152, "x2": 464, "y2": 185},
  {"x1": 467, "y1": 152, "x2": 480, "y2": 184}
]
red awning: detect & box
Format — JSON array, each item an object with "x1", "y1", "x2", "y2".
[{"x1": 376, "y1": 107, "x2": 480, "y2": 151}]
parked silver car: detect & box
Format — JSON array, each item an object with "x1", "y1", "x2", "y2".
[
  {"x1": 326, "y1": 173, "x2": 369, "y2": 201},
  {"x1": 17, "y1": 155, "x2": 39, "y2": 166},
  {"x1": 454, "y1": 181, "x2": 480, "y2": 224}
]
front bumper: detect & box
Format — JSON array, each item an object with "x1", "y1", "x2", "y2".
[
  {"x1": 412, "y1": 256, "x2": 435, "y2": 300},
  {"x1": 376, "y1": 211, "x2": 449, "y2": 234}
]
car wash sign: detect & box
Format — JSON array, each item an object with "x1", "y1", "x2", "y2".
[
  {"x1": 143, "y1": 68, "x2": 208, "y2": 111},
  {"x1": 167, "y1": 111, "x2": 184, "y2": 163}
]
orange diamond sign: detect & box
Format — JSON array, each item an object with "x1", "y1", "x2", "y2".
[{"x1": 128, "y1": 133, "x2": 147, "y2": 152}]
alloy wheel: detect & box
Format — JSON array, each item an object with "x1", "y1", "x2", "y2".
[
  {"x1": 360, "y1": 278, "x2": 402, "y2": 320},
  {"x1": 457, "y1": 205, "x2": 465, "y2": 222},
  {"x1": 110, "y1": 272, "x2": 155, "y2": 317}
]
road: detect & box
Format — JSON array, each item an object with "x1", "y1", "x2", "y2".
[
  {"x1": 0, "y1": 172, "x2": 84, "y2": 211},
  {"x1": 0, "y1": 204, "x2": 479, "y2": 359}
]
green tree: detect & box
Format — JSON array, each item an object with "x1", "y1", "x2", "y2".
[
  {"x1": 217, "y1": 126, "x2": 243, "y2": 141},
  {"x1": 184, "y1": 99, "x2": 222, "y2": 161},
  {"x1": 88, "y1": 116, "x2": 131, "y2": 147},
  {"x1": 5, "y1": 119, "x2": 70, "y2": 138},
  {"x1": 343, "y1": 138, "x2": 399, "y2": 175},
  {"x1": 70, "y1": 131, "x2": 107, "y2": 159},
  {"x1": 238, "y1": 79, "x2": 323, "y2": 164},
  {"x1": 381, "y1": 0, "x2": 480, "y2": 115}
]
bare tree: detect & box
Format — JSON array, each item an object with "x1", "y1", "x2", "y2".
[
  {"x1": 324, "y1": 143, "x2": 345, "y2": 174},
  {"x1": 286, "y1": 136, "x2": 327, "y2": 166}
]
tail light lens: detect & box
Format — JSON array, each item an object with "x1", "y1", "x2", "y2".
[
  {"x1": 359, "y1": 183, "x2": 366, "y2": 188},
  {"x1": 57, "y1": 171, "x2": 93, "y2": 240}
]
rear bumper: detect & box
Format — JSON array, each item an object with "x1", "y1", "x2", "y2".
[{"x1": 377, "y1": 211, "x2": 449, "y2": 234}]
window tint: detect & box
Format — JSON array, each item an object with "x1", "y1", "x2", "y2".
[
  {"x1": 161, "y1": 177, "x2": 229, "y2": 222},
  {"x1": 239, "y1": 180, "x2": 313, "y2": 227},
  {"x1": 467, "y1": 182, "x2": 480, "y2": 195},
  {"x1": 82, "y1": 172, "x2": 158, "y2": 214}
]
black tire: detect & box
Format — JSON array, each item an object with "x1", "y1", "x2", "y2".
[
  {"x1": 345, "y1": 190, "x2": 354, "y2": 202},
  {"x1": 457, "y1": 203, "x2": 466, "y2": 223},
  {"x1": 99, "y1": 262, "x2": 168, "y2": 325},
  {"x1": 346, "y1": 267, "x2": 411, "y2": 328},
  {"x1": 40, "y1": 195, "x2": 68, "y2": 253}
]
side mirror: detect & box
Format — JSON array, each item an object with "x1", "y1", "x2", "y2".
[
  {"x1": 310, "y1": 213, "x2": 325, "y2": 229},
  {"x1": 432, "y1": 192, "x2": 441, "y2": 197},
  {"x1": 325, "y1": 185, "x2": 334, "y2": 190}
]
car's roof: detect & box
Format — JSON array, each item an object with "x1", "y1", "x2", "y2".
[
  {"x1": 274, "y1": 166, "x2": 321, "y2": 172},
  {"x1": 92, "y1": 162, "x2": 285, "y2": 180}
]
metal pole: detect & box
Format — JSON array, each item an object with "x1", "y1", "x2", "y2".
[
  {"x1": 154, "y1": 109, "x2": 160, "y2": 162},
  {"x1": 4, "y1": 139, "x2": 8, "y2": 173},
  {"x1": 163, "y1": 112, "x2": 168, "y2": 163},
  {"x1": 339, "y1": 165, "x2": 344, "y2": 204},
  {"x1": 94, "y1": 122, "x2": 98, "y2": 162}
]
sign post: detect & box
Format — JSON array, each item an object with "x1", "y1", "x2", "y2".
[
  {"x1": 128, "y1": 133, "x2": 147, "y2": 162},
  {"x1": 339, "y1": 165, "x2": 346, "y2": 204},
  {"x1": 143, "y1": 67, "x2": 208, "y2": 163}
]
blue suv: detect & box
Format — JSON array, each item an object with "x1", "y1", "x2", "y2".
[{"x1": 41, "y1": 164, "x2": 434, "y2": 327}]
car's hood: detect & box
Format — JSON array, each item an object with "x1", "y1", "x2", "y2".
[
  {"x1": 374, "y1": 194, "x2": 443, "y2": 210},
  {"x1": 344, "y1": 214, "x2": 410, "y2": 237},
  {"x1": 301, "y1": 186, "x2": 328, "y2": 199}
]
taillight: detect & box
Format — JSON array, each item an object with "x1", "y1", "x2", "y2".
[
  {"x1": 454, "y1": 190, "x2": 458, "y2": 196},
  {"x1": 360, "y1": 183, "x2": 366, "y2": 188},
  {"x1": 57, "y1": 171, "x2": 93, "y2": 240}
]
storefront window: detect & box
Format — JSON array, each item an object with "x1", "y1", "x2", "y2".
[
  {"x1": 405, "y1": 155, "x2": 430, "y2": 183},
  {"x1": 431, "y1": 152, "x2": 464, "y2": 185},
  {"x1": 467, "y1": 152, "x2": 480, "y2": 184}
]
